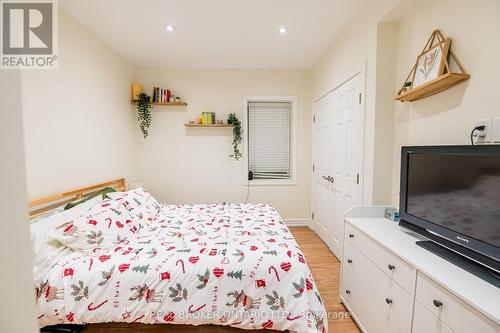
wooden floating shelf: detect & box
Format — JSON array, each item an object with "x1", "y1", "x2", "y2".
[
  {"x1": 131, "y1": 101, "x2": 187, "y2": 107},
  {"x1": 395, "y1": 72, "x2": 470, "y2": 102},
  {"x1": 184, "y1": 124, "x2": 233, "y2": 128}
]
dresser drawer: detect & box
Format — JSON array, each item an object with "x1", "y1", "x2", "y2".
[
  {"x1": 343, "y1": 240, "x2": 412, "y2": 332},
  {"x1": 415, "y1": 272, "x2": 499, "y2": 333},
  {"x1": 341, "y1": 269, "x2": 397, "y2": 333},
  {"x1": 412, "y1": 300, "x2": 454, "y2": 333},
  {"x1": 345, "y1": 222, "x2": 415, "y2": 292}
]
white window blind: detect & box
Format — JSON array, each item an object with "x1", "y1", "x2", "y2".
[{"x1": 248, "y1": 102, "x2": 291, "y2": 179}]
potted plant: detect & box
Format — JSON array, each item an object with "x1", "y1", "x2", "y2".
[
  {"x1": 136, "y1": 92, "x2": 152, "y2": 138},
  {"x1": 227, "y1": 113, "x2": 242, "y2": 160}
]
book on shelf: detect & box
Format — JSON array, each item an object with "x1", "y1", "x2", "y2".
[
  {"x1": 151, "y1": 87, "x2": 175, "y2": 103},
  {"x1": 201, "y1": 112, "x2": 216, "y2": 125}
]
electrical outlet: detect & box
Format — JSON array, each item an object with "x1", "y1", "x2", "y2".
[
  {"x1": 473, "y1": 119, "x2": 493, "y2": 144},
  {"x1": 492, "y1": 118, "x2": 500, "y2": 143}
]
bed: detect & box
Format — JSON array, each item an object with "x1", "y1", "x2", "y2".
[{"x1": 29, "y1": 179, "x2": 327, "y2": 333}]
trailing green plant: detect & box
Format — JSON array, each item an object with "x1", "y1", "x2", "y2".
[
  {"x1": 227, "y1": 113, "x2": 242, "y2": 160},
  {"x1": 136, "y1": 92, "x2": 152, "y2": 139}
]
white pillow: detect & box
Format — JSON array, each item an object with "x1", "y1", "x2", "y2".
[{"x1": 30, "y1": 196, "x2": 103, "y2": 287}]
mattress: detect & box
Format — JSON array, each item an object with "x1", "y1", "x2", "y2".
[{"x1": 36, "y1": 203, "x2": 327, "y2": 332}]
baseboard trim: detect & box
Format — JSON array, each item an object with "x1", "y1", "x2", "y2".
[{"x1": 284, "y1": 219, "x2": 310, "y2": 227}]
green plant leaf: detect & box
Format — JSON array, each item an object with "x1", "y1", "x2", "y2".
[
  {"x1": 228, "y1": 113, "x2": 242, "y2": 160},
  {"x1": 136, "y1": 92, "x2": 152, "y2": 139}
]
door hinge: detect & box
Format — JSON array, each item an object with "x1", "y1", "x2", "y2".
[
  {"x1": 312, "y1": 212, "x2": 315, "y2": 220},
  {"x1": 312, "y1": 164, "x2": 315, "y2": 172},
  {"x1": 356, "y1": 173, "x2": 360, "y2": 184},
  {"x1": 313, "y1": 115, "x2": 316, "y2": 123},
  {"x1": 358, "y1": 93, "x2": 362, "y2": 104}
]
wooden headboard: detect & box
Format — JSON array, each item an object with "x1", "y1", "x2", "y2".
[{"x1": 28, "y1": 178, "x2": 126, "y2": 219}]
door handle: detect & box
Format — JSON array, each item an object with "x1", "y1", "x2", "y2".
[{"x1": 322, "y1": 176, "x2": 335, "y2": 183}]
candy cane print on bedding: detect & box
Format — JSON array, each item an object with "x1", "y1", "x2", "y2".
[{"x1": 36, "y1": 203, "x2": 327, "y2": 333}]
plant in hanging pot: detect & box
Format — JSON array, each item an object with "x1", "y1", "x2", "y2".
[
  {"x1": 227, "y1": 113, "x2": 242, "y2": 160},
  {"x1": 136, "y1": 92, "x2": 152, "y2": 138}
]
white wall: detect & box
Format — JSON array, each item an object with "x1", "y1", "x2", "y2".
[
  {"x1": 21, "y1": 9, "x2": 137, "y2": 199},
  {"x1": 310, "y1": 0, "x2": 399, "y2": 205},
  {"x1": 132, "y1": 68, "x2": 311, "y2": 221},
  {"x1": 390, "y1": 0, "x2": 500, "y2": 203},
  {"x1": 373, "y1": 22, "x2": 398, "y2": 205},
  {"x1": 0, "y1": 72, "x2": 38, "y2": 332}
]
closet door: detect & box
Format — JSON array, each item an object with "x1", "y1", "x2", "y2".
[
  {"x1": 312, "y1": 95, "x2": 334, "y2": 246},
  {"x1": 312, "y1": 73, "x2": 363, "y2": 260}
]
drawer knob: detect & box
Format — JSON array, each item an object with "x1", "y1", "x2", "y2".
[
  {"x1": 388, "y1": 264, "x2": 395, "y2": 271},
  {"x1": 347, "y1": 259, "x2": 353, "y2": 264},
  {"x1": 345, "y1": 289, "x2": 351, "y2": 295},
  {"x1": 349, "y1": 233, "x2": 355, "y2": 238},
  {"x1": 385, "y1": 298, "x2": 393, "y2": 304},
  {"x1": 433, "y1": 300, "x2": 443, "y2": 308}
]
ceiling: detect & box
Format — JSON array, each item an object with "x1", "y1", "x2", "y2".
[{"x1": 59, "y1": 0, "x2": 367, "y2": 69}]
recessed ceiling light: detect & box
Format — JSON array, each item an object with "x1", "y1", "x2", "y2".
[
  {"x1": 165, "y1": 24, "x2": 175, "y2": 32},
  {"x1": 279, "y1": 26, "x2": 287, "y2": 34}
]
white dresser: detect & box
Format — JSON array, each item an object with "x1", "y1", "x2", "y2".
[{"x1": 340, "y1": 207, "x2": 500, "y2": 333}]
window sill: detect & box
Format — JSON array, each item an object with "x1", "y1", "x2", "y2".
[{"x1": 244, "y1": 179, "x2": 297, "y2": 186}]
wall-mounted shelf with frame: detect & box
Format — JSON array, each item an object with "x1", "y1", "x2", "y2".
[
  {"x1": 395, "y1": 30, "x2": 470, "y2": 102},
  {"x1": 184, "y1": 123, "x2": 233, "y2": 128}
]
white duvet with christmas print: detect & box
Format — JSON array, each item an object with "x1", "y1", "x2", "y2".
[{"x1": 36, "y1": 200, "x2": 328, "y2": 333}]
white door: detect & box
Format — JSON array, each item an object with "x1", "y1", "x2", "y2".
[{"x1": 312, "y1": 73, "x2": 363, "y2": 259}]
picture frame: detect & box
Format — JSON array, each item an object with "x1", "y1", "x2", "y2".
[{"x1": 411, "y1": 38, "x2": 451, "y2": 88}]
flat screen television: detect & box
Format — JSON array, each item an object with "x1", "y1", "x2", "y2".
[{"x1": 399, "y1": 145, "x2": 500, "y2": 274}]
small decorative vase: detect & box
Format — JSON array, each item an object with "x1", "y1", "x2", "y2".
[{"x1": 131, "y1": 83, "x2": 143, "y2": 101}]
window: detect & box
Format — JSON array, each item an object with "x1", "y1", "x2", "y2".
[{"x1": 245, "y1": 97, "x2": 297, "y2": 184}]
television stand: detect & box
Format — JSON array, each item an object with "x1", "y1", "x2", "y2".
[
  {"x1": 342, "y1": 207, "x2": 500, "y2": 332},
  {"x1": 416, "y1": 240, "x2": 500, "y2": 288}
]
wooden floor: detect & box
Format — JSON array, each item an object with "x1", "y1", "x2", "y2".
[{"x1": 83, "y1": 227, "x2": 360, "y2": 333}]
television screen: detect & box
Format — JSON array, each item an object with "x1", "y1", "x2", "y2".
[{"x1": 406, "y1": 153, "x2": 500, "y2": 248}]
